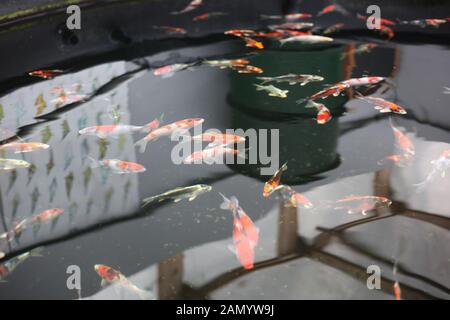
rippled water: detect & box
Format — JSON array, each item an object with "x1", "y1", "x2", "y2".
[{"x1": 0, "y1": 25, "x2": 449, "y2": 299}]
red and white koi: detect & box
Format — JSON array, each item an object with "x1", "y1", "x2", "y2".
[
  {"x1": 333, "y1": 196, "x2": 392, "y2": 215},
  {"x1": 183, "y1": 146, "x2": 244, "y2": 164},
  {"x1": 94, "y1": 264, "x2": 154, "y2": 300},
  {"x1": 190, "y1": 132, "x2": 246, "y2": 148},
  {"x1": 261, "y1": 13, "x2": 312, "y2": 20},
  {"x1": 358, "y1": 96, "x2": 407, "y2": 114},
  {"x1": 28, "y1": 69, "x2": 64, "y2": 79},
  {"x1": 89, "y1": 157, "x2": 146, "y2": 174},
  {"x1": 298, "y1": 83, "x2": 350, "y2": 104},
  {"x1": 317, "y1": 5, "x2": 346, "y2": 17},
  {"x1": 399, "y1": 18, "x2": 447, "y2": 28},
  {"x1": 79, "y1": 123, "x2": 155, "y2": 139},
  {"x1": 30, "y1": 208, "x2": 64, "y2": 224},
  {"x1": 0, "y1": 142, "x2": 49, "y2": 153},
  {"x1": 203, "y1": 59, "x2": 250, "y2": 69},
  {"x1": 357, "y1": 14, "x2": 396, "y2": 26},
  {"x1": 224, "y1": 29, "x2": 256, "y2": 38},
  {"x1": 257, "y1": 74, "x2": 324, "y2": 86},
  {"x1": 171, "y1": 0, "x2": 202, "y2": 15},
  {"x1": 153, "y1": 63, "x2": 195, "y2": 78},
  {"x1": 339, "y1": 76, "x2": 385, "y2": 88},
  {"x1": 304, "y1": 100, "x2": 332, "y2": 125},
  {"x1": 135, "y1": 118, "x2": 204, "y2": 153}
]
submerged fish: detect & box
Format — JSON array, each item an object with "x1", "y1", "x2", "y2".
[
  {"x1": 28, "y1": 69, "x2": 63, "y2": 79},
  {"x1": 414, "y1": 149, "x2": 450, "y2": 192},
  {"x1": 256, "y1": 74, "x2": 324, "y2": 86},
  {"x1": 183, "y1": 146, "x2": 244, "y2": 164},
  {"x1": 278, "y1": 185, "x2": 313, "y2": 208},
  {"x1": 203, "y1": 59, "x2": 249, "y2": 69},
  {"x1": 142, "y1": 184, "x2": 212, "y2": 206},
  {"x1": 0, "y1": 247, "x2": 43, "y2": 281},
  {"x1": 231, "y1": 65, "x2": 263, "y2": 74},
  {"x1": 190, "y1": 132, "x2": 246, "y2": 148},
  {"x1": 153, "y1": 26, "x2": 187, "y2": 35},
  {"x1": 269, "y1": 22, "x2": 314, "y2": 31},
  {"x1": 0, "y1": 159, "x2": 30, "y2": 170},
  {"x1": 399, "y1": 18, "x2": 447, "y2": 28},
  {"x1": 135, "y1": 118, "x2": 204, "y2": 153},
  {"x1": 171, "y1": 0, "x2": 202, "y2": 15},
  {"x1": 298, "y1": 83, "x2": 349, "y2": 104},
  {"x1": 243, "y1": 37, "x2": 264, "y2": 49},
  {"x1": 0, "y1": 142, "x2": 49, "y2": 153},
  {"x1": 322, "y1": 23, "x2": 345, "y2": 35},
  {"x1": 94, "y1": 264, "x2": 154, "y2": 300},
  {"x1": 79, "y1": 123, "x2": 154, "y2": 139},
  {"x1": 0, "y1": 219, "x2": 27, "y2": 243},
  {"x1": 153, "y1": 63, "x2": 196, "y2": 78},
  {"x1": 279, "y1": 35, "x2": 333, "y2": 46},
  {"x1": 378, "y1": 25, "x2": 395, "y2": 39},
  {"x1": 357, "y1": 14, "x2": 396, "y2": 26},
  {"x1": 304, "y1": 100, "x2": 332, "y2": 125},
  {"x1": 333, "y1": 195, "x2": 392, "y2": 215},
  {"x1": 224, "y1": 29, "x2": 256, "y2": 37},
  {"x1": 317, "y1": 4, "x2": 346, "y2": 17},
  {"x1": 339, "y1": 76, "x2": 385, "y2": 88},
  {"x1": 358, "y1": 96, "x2": 407, "y2": 114},
  {"x1": 263, "y1": 162, "x2": 288, "y2": 198},
  {"x1": 261, "y1": 13, "x2": 312, "y2": 20},
  {"x1": 193, "y1": 12, "x2": 228, "y2": 21},
  {"x1": 88, "y1": 157, "x2": 146, "y2": 174},
  {"x1": 30, "y1": 208, "x2": 64, "y2": 225},
  {"x1": 340, "y1": 43, "x2": 378, "y2": 60},
  {"x1": 390, "y1": 119, "x2": 415, "y2": 158},
  {"x1": 254, "y1": 84, "x2": 288, "y2": 98}
]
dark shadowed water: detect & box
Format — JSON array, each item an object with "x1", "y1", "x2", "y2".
[{"x1": 0, "y1": 6, "x2": 450, "y2": 300}]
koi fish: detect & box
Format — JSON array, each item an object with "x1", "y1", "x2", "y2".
[
  {"x1": 183, "y1": 146, "x2": 244, "y2": 164},
  {"x1": 261, "y1": 13, "x2": 312, "y2": 20},
  {"x1": 340, "y1": 43, "x2": 378, "y2": 60},
  {"x1": 190, "y1": 132, "x2": 246, "y2": 148},
  {"x1": 30, "y1": 208, "x2": 64, "y2": 224},
  {"x1": 28, "y1": 69, "x2": 63, "y2": 79},
  {"x1": 304, "y1": 100, "x2": 332, "y2": 125},
  {"x1": 254, "y1": 84, "x2": 288, "y2": 98},
  {"x1": 317, "y1": 4, "x2": 347, "y2": 17},
  {"x1": 0, "y1": 159, "x2": 30, "y2": 170},
  {"x1": 358, "y1": 96, "x2": 407, "y2": 114},
  {"x1": 88, "y1": 157, "x2": 146, "y2": 174},
  {"x1": 135, "y1": 118, "x2": 204, "y2": 153},
  {"x1": 243, "y1": 37, "x2": 264, "y2": 49},
  {"x1": 390, "y1": 119, "x2": 415, "y2": 158},
  {"x1": 263, "y1": 162, "x2": 288, "y2": 197},
  {"x1": 322, "y1": 22, "x2": 345, "y2": 35},
  {"x1": 399, "y1": 18, "x2": 447, "y2": 28},
  {"x1": 153, "y1": 63, "x2": 195, "y2": 78},
  {"x1": 269, "y1": 22, "x2": 314, "y2": 31},
  {"x1": 231, "y1": 65, "x2": 263, "y2": 74},
  {"x1": 257, "y1": 74, "x2": 324, "y2": 86},
  {"x1": 378, "y1": 25, "x2": 395, "y2": 39},
  {"x1": 0, "y1": 247, "x2": 43, "y2": 281},
  {"x1": 94, "y1": 264, "x2": 154, "y2": 300},
  {"x1": 279, "y1": 35, "x2": 333, "y2": 46},
  {"x1": 333, "y1": 196, "x2": 392, "y2": 215},
  {"x1": 278, "y1": 185, "x2": 313, "y2": 208},
  {"x1": 414, "y1": 149, "x2": 450, "y2": 193},
  {"x1": 393, "y1": 263, "x2": 401, "y2": 300},
  {"x1": 142, "y1": 184, "x2": 212, "y2": 206},
  {"x1": 224, "y1": 29, "x2": 256, "y2": 37},
  {"x1": 203, "y1": 59, "x2": 250, "y2": 69},
  {"x1": 0, "y1": 219, "x2": 27, "y2": 243},
  {"x1": 219, "y1": 193, "x2": 240, "y2": 214},
  {"x1": 357, "y1": 14, "x2": 396, "y2": 26},
  {"x1": 0, "y1": 142, "x2": 49, "y2": 153},
  {"x1": 298, "y1": 83, "x2": 349, "y2": 104},
  {"x1": 153, "y1": 26, "x2": 187, "y2": 35},
  {"x1": 79, "y1": 123, "x2": 153, "y2": 139},
  {"x1": 171, "y1": 0, "x2": 202, "y2": 15},
  {"x1": 377, "y1": 154, "x2": 407, "y2": 166},
  {"x1": 193, "y1": 12, "x2": 228, "y2": 21},
  {"x1": 254, "y1": 30, "x2": 287, "y2": 38},
  {"x1": 339, "y1": 76, "x2": 385, "y2": 88}
]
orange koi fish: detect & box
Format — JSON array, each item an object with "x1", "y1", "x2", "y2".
[
  {"x1": 393, "y1": 263, "x2": 402, "y2": 300},
  {"x1": 278, "y1": 185, "x2": 313, "y2": 208},
  {"x1": 304, "y1": 100, "x2": 332, "y2": 125},
  {"x1": 243, "y1": 37, "x2": 264, "y2": 49},
  {"x1": 30, "y1": 208, "x2": 64, "y2": 224},
  {"x1": 390, "y1": 119, "x2": 415, "y2": 158},
  {"x1": 171, "y1": 0, "x2": 202, "y2": 15},
  {"x1": 317, "y1": 5, "x2": 346, "y2": 17},
  {"x1": 260, "y1": 13, "x2": 312, "y2": 20},
  {"x1": 193, "y1": 12, "x2": 227, "y2": 21},
  {"x1": 135, "y1": 118, "x2": 204, "y2": 153},
  {"x1": 190, "y1": 132, "x2": 246, "y2": 148},
  {"x1": 0, "y1": 142, "x2": 49, "y2": 153},
  {"x1": 224, "y1": 29, "x2": 256, "y2": 37},
  {"x1": 88, "y1": 157, "x2": 146, "y2": 174},
  {"x1": 231, "y1": 65, "x2": 263, "y2": 74},
  {"x1": 153, "y1": 26, "x2": 187, "y2": 35},
  {"x1": 358, "y1": 96, "x2": 407, "y2": 114},
  {"x1": 357, "y1": 14, "x2": 396, "y2": 26},
  {"x1": 28, "y1": 69, "x2": 64, "y2": 79},
  {"x1": 94, "y1": 264, "x2": 154, "y2": 300},
  {"x1": 263, "y1": 162, "x2": 287, "y2": 197},
  {"x1": 333, "y1": 196, "x2": 392, "y2": 215},
  {"x1": 183, "y1": 146, "x2": 244, "y2": 164}
]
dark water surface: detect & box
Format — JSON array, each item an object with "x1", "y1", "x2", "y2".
[{"x1": 0, "y1": 22, "x2": 450, "y2": 299}]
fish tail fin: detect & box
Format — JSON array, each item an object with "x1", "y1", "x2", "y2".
[
  {"x1": 256, "y1": 77, "x2": 270, "y2": 84},
  {"x1": 254, "y1": 84, "x2": 265, "y2": 91},
  {"x1": 135, "y1": 138, "x2": 149, "y2": 153},
  {"x1": 86, "y1": 156, "x2": 99, "y2": 168},
  {"x1": 304, "y1": 100, "x2": 318, "y2": 109},
  {"x1": 135, "y1": 288, "x2": 155, "y2": 300},
  {"x1": 280, "y1": 162, "x2": 288, "y2": 172},
  {"x1": 296, "y1": 97, "x2": 309, "y2": 105},
  {"x1": 30, "y1": 246, "x2": 45, "y2": 257},
  {"x1": 142, "y1": 195, "x2": 158, "y2": 207},
  {"x1": 219, "y1": 192, "x2": 230, "y2": 210}
]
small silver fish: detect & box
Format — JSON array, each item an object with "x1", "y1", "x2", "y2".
[
  {"x1": 142, "y1": 184, "x2": 212, "y2": 206},
  {"x1": 0, "y1": 247, "x2": 43, "y2": 281},
  {"x1": 257, "y1": 74, "x2": 324, "y2": 86},
  {"x1": 0, "y1": 158, "x2": 30, "y2": 170},
  {"x1": 254, "y1": 84, "x2": 288, "y2": 98}
]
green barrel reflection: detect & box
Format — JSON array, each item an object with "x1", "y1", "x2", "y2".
[{"x1": 226, "y1": 44, "x2": 347, "y2": 184}]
